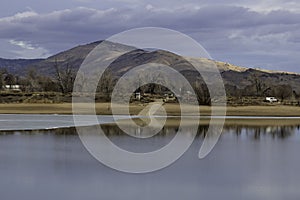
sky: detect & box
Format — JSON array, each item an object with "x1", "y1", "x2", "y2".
[{"x1": 0, "y1": 0, "x2": 299, "y2": 72}]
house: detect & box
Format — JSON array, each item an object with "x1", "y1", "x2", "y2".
[
  {"x1": 3, "y1": 85, "x2": 21, "y2": 92},
  {"x1": 135, "y1": 92, "x2": 141, "y2": 101}
]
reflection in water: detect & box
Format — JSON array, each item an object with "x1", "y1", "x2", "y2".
[
  {"x1": 0, "y1": 123, "x2": 300, "y2": 200},
  {"x1": 0, "y1": 127, "x2": 77, "y2": 136},
  {"x1": 0, "y1": 124, "x2": 298, "y2": 139},
  {"x1": 222, "y1": 125, "x2": 299, "y2": 140},
  {"x1": 100, "y1": 123, "x2": 300, "y2": 141}
]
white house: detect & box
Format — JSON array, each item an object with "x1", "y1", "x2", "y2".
[
  {"x1": 3, "y1": 85, "x2": 21, "y2": 91},
  {"x1": 135, "y1": 92, "x2": 141, "y2": 101}
]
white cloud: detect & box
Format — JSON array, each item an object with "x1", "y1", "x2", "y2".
[
  {"x1": 8, "y1": 40, "x2": 50, "y2": 58},
  {"x1": 233, "y1": 0, "x2": 300, "y2": 13},
  {"x1": 0, "y1": 11, "x2": 38, "y2": 22},
  {"x1": 74, "y1": 0, "x2": 94, "y2": 2},
  {"x1": 146, "y1": 4, "x2": 154, "y2": 11},
  {"x1": 9, "y1": 40, "x2": 35, "y2": 50}
]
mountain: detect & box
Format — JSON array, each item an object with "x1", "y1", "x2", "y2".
[
  {"x1": 0, "y1": 58, "x2": 44, "y2": 74},
  {"x1": 1, "y1": 41, "x2": 300, "y2": 98},
  {"x1": 22, "y1": 41, "x2": 103, "y2": 76},
  {"x1": 1, "y1": 41, "x2": 250, "y2": 76}
]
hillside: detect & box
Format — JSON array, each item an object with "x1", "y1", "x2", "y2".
[
  {"x1": 0, "y1": 58, "x2": 43, "y2": 74},
  {"x1": 1, "y1": 41, "x2": 300, "y2": 100}
]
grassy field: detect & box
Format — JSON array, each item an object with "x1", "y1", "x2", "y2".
[
  {"x1": 0, "y1": 103, "x2": 299, "y2": 127},
  {"x1": 0, "y1": 103, "x2": 300, "y2": 117}
]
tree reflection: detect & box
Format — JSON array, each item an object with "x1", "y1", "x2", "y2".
[
  {"x1": 222, "y1": 125, "x2": 297, "y2": 140},
  {"x1": 0, "y1": 127, "x2": 77, "y2": 136},
  {"x1": 0, "y1": 124, "x2": 298, "y2": 141}
]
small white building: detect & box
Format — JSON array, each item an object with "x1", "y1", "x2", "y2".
[
  {"x1": 3, "y1": 85, "x2": 21, "y2": 91},
  {"x1": 135, "y1": 92, "x2": 141, "y2": 101}
]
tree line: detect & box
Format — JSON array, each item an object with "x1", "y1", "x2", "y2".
[
  {"x1": 1, "y1": 63, "x2": 296, "y2": 104},
  {"x1": 225, "y1": 73, "x2": 296, "y2": 102},
  {"x1": 0, "y1": 68, "x2": 58, "y2": 92}
]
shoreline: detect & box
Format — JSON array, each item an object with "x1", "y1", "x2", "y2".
[{"x1": 0, "y1": 103, "x2": 299, "y2": 117}]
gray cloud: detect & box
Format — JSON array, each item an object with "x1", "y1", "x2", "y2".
[{"x1": 0, "y1": 3, "x2": 299, "y2": 72}]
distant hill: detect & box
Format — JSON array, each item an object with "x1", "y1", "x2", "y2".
[
  {"x1": 1, "y1": 41, "x2": 300, "y2": 98},
  {"x1": 0, "y1": 58, "x2": 44, "y2": 74}
]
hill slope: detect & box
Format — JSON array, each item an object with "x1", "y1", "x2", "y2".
[
  {"x1": 0, "y1": 58, "x2": 44, "y2": 74},
  {"x1": 1, "y1": 41, "x2": 300, "y2": 98}
]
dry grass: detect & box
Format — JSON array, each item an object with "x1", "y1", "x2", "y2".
[
  {"x1": 0, "y1": 103, "x2": 300, "y2": 117},
  {"x1": 1, "y1": 103, "x2": 299, "y2": 126}
]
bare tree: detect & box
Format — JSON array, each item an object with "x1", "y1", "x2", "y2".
[
  {"x1": 0, "y1": 69, "x2": 5, "y2": 90},
  {"x1": 4, "y1": 73, "x2": 16, "y2": 87},
  {"x1": 193, "y1": 80, "x2": 211, "y2": 105},
  {"x1": 97, "y1": 69, "x2": 115, "y2": 100},
  {"x1": 26, "y1": 68, "x2": 40, "y2": 92},
  {"x1": 251, "y1": 73, "x2": 270, "y2": 96},
  {"x1": 54, "y1": 60, "x2": 76, "y2": 93},
  {"x1": 274, "y1": 84, "x2": 293, "y2": 101}
]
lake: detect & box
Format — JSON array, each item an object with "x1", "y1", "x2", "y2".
[{"x1": 0, "y1": 116, "x2": 300, "y2": 200}]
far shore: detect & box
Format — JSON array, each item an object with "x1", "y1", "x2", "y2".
[{"x1": 0, "y1": 103, "x2": 300, "y2": 117}]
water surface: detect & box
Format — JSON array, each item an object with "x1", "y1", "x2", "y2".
[{"x1": 0, "y1": 124, "x2": 300, "y2": 200}]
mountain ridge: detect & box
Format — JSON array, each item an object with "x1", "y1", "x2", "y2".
[
  {"x1": 0, "y1": 40, "x2": 298, "y2": 76},
  {"x1": 1, "y1": 41, "x2": 300, "y2": 99}
]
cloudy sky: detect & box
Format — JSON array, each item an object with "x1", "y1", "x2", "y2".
[{"x1": 0, "y1": 0, "x2": 299, "y2": 72}]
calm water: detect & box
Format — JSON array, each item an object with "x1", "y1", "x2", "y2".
[{"x1": 1, "y1": 123, "x2": 300, "y2": 200}]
